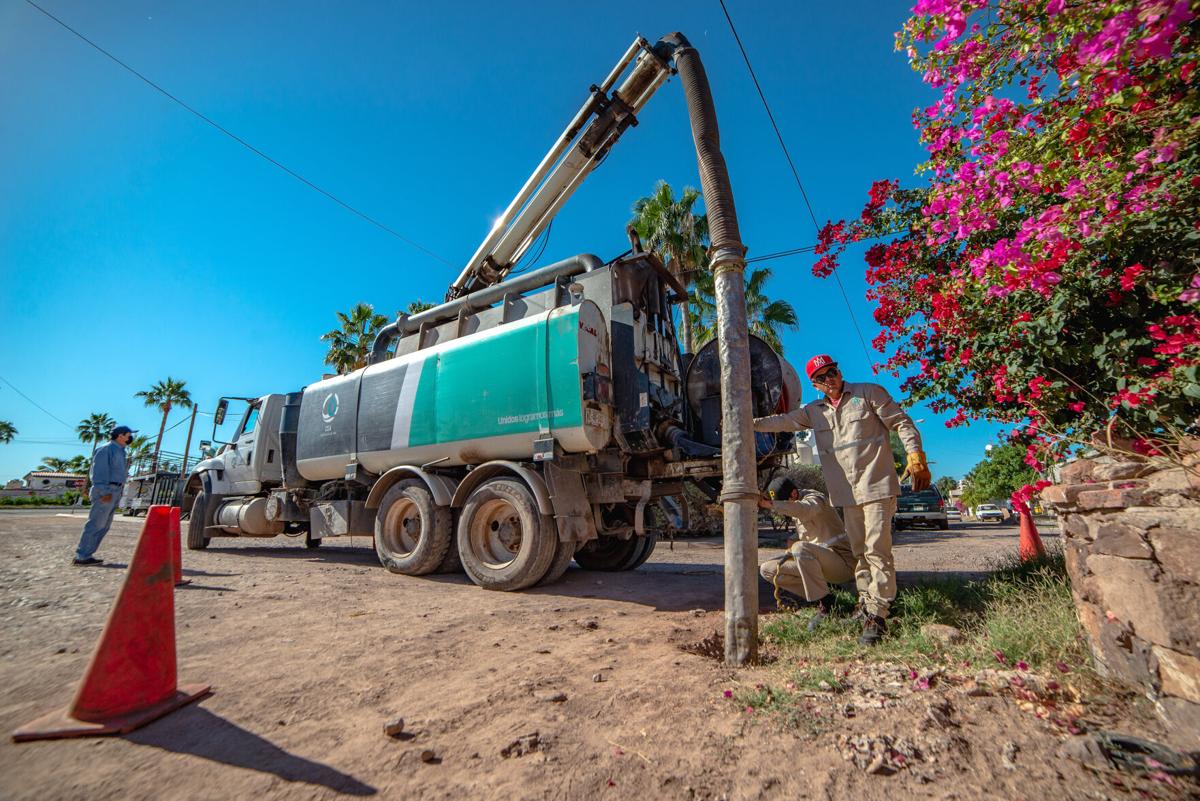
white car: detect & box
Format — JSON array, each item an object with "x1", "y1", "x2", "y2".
[
  {"x1": 946, "y1": 507, "x2": 962, "y2": 522},
  {"x1": 975, "y1": 504, "x2": 1005, "y2": 523}
]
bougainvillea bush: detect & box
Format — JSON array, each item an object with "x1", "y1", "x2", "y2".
[{"x1": 814, "y1": 0, "x2": 1200, "y2": 489}]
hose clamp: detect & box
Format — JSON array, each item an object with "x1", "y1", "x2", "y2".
[
  {"x1": 709, "y1": 246, "x2": 747, "y2": 277},
  {"x1": 718, "y1": 481, "x2": 760, "y2": 504}
]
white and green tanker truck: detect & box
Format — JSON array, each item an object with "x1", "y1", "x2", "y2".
[{"x1": 181, "y1": 33, "x2": 802, "y2": 591}]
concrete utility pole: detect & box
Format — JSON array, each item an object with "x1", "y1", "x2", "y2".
[{"x1": 713, "y1": 259, "x2": 758, "y2": 665}]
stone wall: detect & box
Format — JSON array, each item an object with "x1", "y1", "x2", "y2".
[{"x1": 1043, "y1": 457, "x2": 1199, "y2": 748}]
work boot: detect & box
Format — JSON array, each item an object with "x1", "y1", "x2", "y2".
[
  {"x1": 807, "y1": 597, "x2": 833, "y2": 632},
  {"x1": 858, "y1": 614, "x2": 887, "y2": 646},
  {"x1": 72, "y1": 556, "x2": 103, "y2": 566},
  {"x1": 776, "y1": 589, "x2": 805, "y2": 610}
]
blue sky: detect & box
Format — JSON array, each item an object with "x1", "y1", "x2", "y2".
[{"x1": 0, "y1": 0, "x2": 1006, "y2": 482}]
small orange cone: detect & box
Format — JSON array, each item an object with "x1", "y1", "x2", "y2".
[
  {"x1": 1018, "y1": 508, "x2": 1046, "y2": 562},
  {"x1": 12, "y1": 505, "x2": 210, "y2": 741},
  {"x1": 169, "y1": 505, "x2": 190, "y2": 587}
]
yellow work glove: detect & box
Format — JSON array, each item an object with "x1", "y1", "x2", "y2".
[{"x1": 906, "y1": 451, "x2": 932, "y2": 491}]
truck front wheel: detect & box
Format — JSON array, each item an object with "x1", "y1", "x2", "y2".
[
  {"x1": 457, "y1": 479, "x2": 556, "y2": 591},
  {"x1": 375, "y1": 480, "x2": 452, "y2": 575},
  {"x1": 187, "y1": 492, "x2": 211, "y2": 550}
]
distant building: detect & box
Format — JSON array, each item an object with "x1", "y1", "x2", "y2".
[{"x1": 0, "y1": 471, "x2": 87, "y2": 500}]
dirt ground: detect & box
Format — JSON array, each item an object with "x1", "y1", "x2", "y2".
[{"x1": 0, "y1": 511, "x2": 1186, "y2": 800}]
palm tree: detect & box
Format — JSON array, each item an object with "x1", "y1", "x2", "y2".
[
  {"x1": 406, "y1": 299, "x2": 435, "y2": 315},
  {"x1": 691, "y1": 266, "x2": 799, "y2": 355},
  {"x1": 630, "y1": 181, "x2": 709, "y2": 353},
  {"x1": 65, "y1": 454, "x2": 91, "y2": 475},
  {"x1": 37, "y1": 456, "x2": 71, "y2": 472},
  {"x1": 126, "y1": 435, "x2": 153, "y2": 474},
  {"x1": 321, "y1": 303, "x2": 388, "y2": 374},
  {"x1": 77, "y1": 412, "x2": 116, "y2": 454},
  {"x1": 0, "y1": 420, "x2": 15, "y2": 444},
  {"x1": 135, "y1": 377, "x2": 193, "y2": 472}
]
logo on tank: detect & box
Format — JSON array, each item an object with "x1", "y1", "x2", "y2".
[{"x1": 322, "y1": 393, "x2": 339, "y2": 423}]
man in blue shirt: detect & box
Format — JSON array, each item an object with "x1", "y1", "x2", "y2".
[{"x1": 73, "y1": 425, "x2": 135, "y2": 566}]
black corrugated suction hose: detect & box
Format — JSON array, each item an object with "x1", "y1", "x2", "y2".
[{"x1": 655, "y1": 33, "x2": 745, "y2": 258}]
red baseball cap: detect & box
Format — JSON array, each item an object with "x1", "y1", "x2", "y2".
[{"x1": 805, "y1": 354, "x2": 837, "y2": 379}]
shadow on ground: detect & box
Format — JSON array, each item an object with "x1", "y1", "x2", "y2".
[
  {"x1": 203, "y1": 546, "x2": 379, "y2": 566},
  {"x1": 127, "y1": 706, "x2": 376, "y2": 796}
]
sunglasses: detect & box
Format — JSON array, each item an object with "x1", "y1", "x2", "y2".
[{"x1": 811, "y1": 367, "x2": 839, "y2": 383}]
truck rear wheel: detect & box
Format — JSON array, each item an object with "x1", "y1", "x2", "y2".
[
  {"x1": 623, "y1": 531, "x2": 658, "y2": 570},
  {"x1": 375, "y1": 480, "x2": 451, "y2": 575},
  {"x1": 436, "y1": 536, "x2": 463, "y2": 574},
  {"x1": 574, "y1": 532, "x2": 657, "y2": 571},
  {"x1": 457, "y1": 479, "x2": 556, "y2": 591},
  {"x1": 536, "y1": 537, "x2": 578, "y2": 586},
  {"x1": 187, "y1": 492, "x2": 211, "y2": 551}
]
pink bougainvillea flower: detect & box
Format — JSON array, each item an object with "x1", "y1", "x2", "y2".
[
  {"x1": 722, "y1": 689, "x2": 733, "y2": 698},
  {"x1": 1016, "y1": 660, "x2": 1029, "y2": 671}
]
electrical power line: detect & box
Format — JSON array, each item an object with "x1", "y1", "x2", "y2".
[
  {"x1": 0, "y1": 375, "x2": 74, "y2": 429},
  {"x1": 23, "y1": 0, "x2": 454, "y2": 268},
  {"x1": 717, "y1": 0, "x2": 874, "y2": 367},
  {"x1": 745, "y1": 244, "x2": 817, "y2": 264}
]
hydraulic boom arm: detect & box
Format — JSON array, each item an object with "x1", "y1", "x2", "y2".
[{"x1": 446, "y1": 36, "x2": 675, "y2": 300}]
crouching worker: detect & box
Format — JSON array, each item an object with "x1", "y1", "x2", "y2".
[{"x1": 758, "y1": 479, "x2": 854, "y2": 631}]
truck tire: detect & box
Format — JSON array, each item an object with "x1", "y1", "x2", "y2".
[
  {"x1": 622, "y1": 531, "x2": 658, "y2": 570},
  {"x1": 457, "y1": 479, "x2": 556, "y2": 591},
  {"x1": 536, "y1": 537, "x2": 578, "y2": 586},
  {"x1": 375, "y1": 480, "x2": 452, "y2": 576},
  {"x1": 187, "y1": 492, "x2": 211, "y2": 550},
  {"x1": 574, "y1": 533, "x2": 654, "y2": 571},
  {"x1": 436, "y1": 535, "x2": 463, "y2": 574}
]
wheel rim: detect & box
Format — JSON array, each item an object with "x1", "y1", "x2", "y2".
[
  {"x1": 468, "y1": 498, "x2": 525, "y2": 569},
  {"x1": 383, "y1": 497, "x2": 422, "y2": 556}
]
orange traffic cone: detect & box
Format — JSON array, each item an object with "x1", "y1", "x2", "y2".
[
  {"x1": 1018, "y1": 508, "x2": 1046, "y2": 562},
  {"x1": 169, "y1": 505, "x2": 190, "y2": 587},
  {"x1": 12, "y1": 505, "x2": 210, "y2": 741}
]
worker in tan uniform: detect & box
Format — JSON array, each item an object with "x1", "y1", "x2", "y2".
[
  {"x1": 754, "y1": 354, "x2": 931, "y2": 645},
  {"x1": 758, "y1": 479, "x2": 855, "y2": 631}
]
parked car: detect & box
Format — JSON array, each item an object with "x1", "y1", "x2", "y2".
[
  {"x1": 895, "y1": 486, "x2": 949, "y2": 531},
  {"x1": 946, "y1": 507, "x2": 962, "y2": 522},
  {"x1": 975, "y1": 503, "x2": 1006, "y2": 523}
]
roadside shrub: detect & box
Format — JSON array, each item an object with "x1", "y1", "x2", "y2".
[
  {"x1": 813, "y1": 0, "x2": 1200, "y2": 479},
  {"x1": 0, "y1": 494, "x2": 89, "y2": 507}
]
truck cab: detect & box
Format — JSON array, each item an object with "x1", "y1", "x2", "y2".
[
  {"x1": 182, "y1": 394, "x2": 295, "y2": 549},
  {"x1": 194, "y1": 395, "x2": 286, "y2": 494}
]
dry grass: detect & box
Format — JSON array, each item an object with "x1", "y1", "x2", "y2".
[{"x1": 760, "y1": 546, "x2": 1092, "y2": 675}]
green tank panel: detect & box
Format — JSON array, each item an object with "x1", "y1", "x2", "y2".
[
  {"x1": 296, "y1": 301, "x2": 609, "y2": 480},
  {"x1": 407, "y1": 305, "x2": 584, "y2": 446}
]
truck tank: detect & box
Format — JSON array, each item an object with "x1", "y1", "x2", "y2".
[{"x1": 295, "y1": 299, "x2": 612, "y2": 480}]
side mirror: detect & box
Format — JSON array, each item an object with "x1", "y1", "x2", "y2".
[{"x1": 214, "y1": 399, "x2": 228, "y2": 426}]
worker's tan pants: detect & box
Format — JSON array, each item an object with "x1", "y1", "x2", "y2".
[
  {"x1": 841, "y1": 497, "x2": 897, "y2": 617},
  {"x1": 760, "y1": 542, "x2": 855, "y2": 602}
]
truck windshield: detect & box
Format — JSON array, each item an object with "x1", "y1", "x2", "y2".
[{"x1": 241, "y1": 407, "x2": 259, "y2": 437}]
